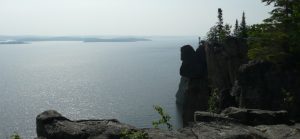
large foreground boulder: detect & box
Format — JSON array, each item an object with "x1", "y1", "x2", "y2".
[
  {"x1": 36, "y1": 110, "x2": 300, "y2": 139},
  {"x1": 36, "y1": 110, "x2": 135, "y2": 139}
]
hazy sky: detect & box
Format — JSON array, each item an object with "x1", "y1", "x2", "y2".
[{"x1": 0, "y1": 0, "x2": 272, "y2": 36}]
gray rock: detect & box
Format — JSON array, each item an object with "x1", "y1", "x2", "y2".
[
  {"x1": 143, "y1": 128, "x2": 187, "y2": 139},
  {"x1": 255, "y1": 124, "x2": 300, "y2": 139},
  {"x1": 230, "y1": 60, "x2": 300, "y2": 122},
  {"x1": 221, "y1": 107, "x2": 291, "y2": 126},
  {"x1": 177, "y1": 45, "x2": 210, "y2": 126},
  {"x1": 179, "y1": 78, "x2": 210, "y2": 126},
  {"x1": 36, "y1": 110, "x2": 135, "y2": 139},
  {"x1": 179, "y1": 122, "x2": 268, "y2": 139},
  {"x1": 36, "y1": 110, "x2": 300, "y2": 139},
  {"x1": 176, "y1": 77, "x2": 189, "y2": 105},
  {"x1": 194, "y1": 111, "x2": 238, "y2": 124}
]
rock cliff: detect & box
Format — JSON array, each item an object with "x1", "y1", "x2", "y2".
[
  {"x1": 177, "y1": 37, "x2": 300, "y2": 124},
  {"x1": 176, "y1": 45, "x2": 209, "y2": 126}
]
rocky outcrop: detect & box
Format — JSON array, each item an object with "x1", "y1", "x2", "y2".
[
  {"x1": 221, "y1": 107, "x2": 292, "y2": 126},
  {"x1": 180, "y1": 45, "x2": 202, "y2": 78},
  {"x1": 177, "y1": 45, "x2": 210, "y2": 126},
  {"x1": 180, "y1": 122, "x2": 269, "y2": 139},
  {"x1": 176, "y1": 77, "x2": 210, "y2": 126},
  {"x1": 180, "y1": 78, "x2": 209, "y2": 126},
  {"x1": 232, "y1": 60, "x2": 300, "y2": 120},
  {"x1": 232, "y1": 60, "x2": 281, "y2": 110},
  {"x1": 255, "y1": 124, "x2": 300, "y2": 139},
  {"x1": 36, "y1": 110, "x2": 135, "y2": 139},
  {"x1": 36, "y1": 110, "x2": 300, "y2": 139},
  {"x1": 194, "y1": 107, "x2": 292, "y2": 126},
  {"x1": 178, "y1": 37, "x2": 300, "y2": 121},
  {"x1": 194, "y1": 111, "x2": 239, "y2": 123}
]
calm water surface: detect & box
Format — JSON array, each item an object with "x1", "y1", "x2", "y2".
[{"x1": 0, "y1": 37, "x2": 198, "y2": 138}]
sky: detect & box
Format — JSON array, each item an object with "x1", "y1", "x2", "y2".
[{"x1": 0, "y1": 0, "x2": 273, "y2": 36}]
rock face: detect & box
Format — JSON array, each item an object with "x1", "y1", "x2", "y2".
[
  {"x1": 180, "y1": 45, "x2": 205, "y2": 78},
  {"x1": 36, "y1": 110, "x2": 300, "y2": 139},
  {"x1": 177, "y1": 45, "x2": 210, "y2": 126},
  {"x1": 232, "y1": 60, "x2": 300, "y2": 120},
  {"x1": 181, "y1": 78, "x2": 209, "y2": 126},
  {"x1": 176, "y1": 77, "x2": 210, "y2": 126},
  {"x1": 178, "y1": 38, "x2": 300, "y2": 122},
  {"x1": 177, "y1": 38, "x2": 248, "y2": 125},
  {"x1": 233, "y1": 60, "x2": 281, "y2": 110},
  {"x1": 194, "y1": 107, "x2": 292, "y2": 126},
  {"x1": 205, "y1": 37, "x2": 248, "y2": 91}
]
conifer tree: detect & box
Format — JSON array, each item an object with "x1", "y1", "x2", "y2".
[
  {"x1": 217, "y1": 8, "x2": 224, "y2": 41},
  {"x1": 233, "y1": 19, "x2": 239, "y2": 37},
  {"x1": 239, "y1": 12, "x2": 248, "y2": 38},
  {"x1": 247, "y1": 0, "x2": 300, "y2": 65}
]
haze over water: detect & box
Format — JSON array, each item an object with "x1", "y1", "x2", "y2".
[{"x1": 0, "y1": 37, "x2": 198, "y2": 138}]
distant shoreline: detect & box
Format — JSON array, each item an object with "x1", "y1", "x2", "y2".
[{"x1": 0, "y1": 36, "x2": 151, "y2": 44}]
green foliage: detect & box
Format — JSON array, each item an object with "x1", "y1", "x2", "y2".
[
  {"x1": 247, "y1": 24, "x2": 289, "y2": 63},
  {"x1": 10, "y1": 132, "x2": 21, "y2": 139},
  {"x1": 282, "y1": 88, "x2": 295, "y2": 110},
  {"x1": 239, "y1": 12, "x2": 248, "y2": 38},
  {"x1": 120, "y1": 129, "x2": 148, "y2": 139},
  {"x1": 120, "y1": 105, "x2": 174, "y2": 139},
  {"x1": 247, "y1": 0, "x2": 300, "y2": 66},
  {"x1": 207, "y1": 8, "x2": 231, "y2": 43},
  {"x1": 207, "y1": 25, "x2": 219, "y2": 42},
  {"x1": 217, "y1": 8, "x2": 224, "y2": 40},
  {"x1": 224, "y1": 24, "x2": 232, "y2": 37},
  {"x1": 233, "y1": 19, "x2": 239, "y2": 37},
  {"x1": 208, "y1": 88, "x2": 219, "y2": 113},
  {"x1": 152, "y1": 105, "x2": 173, "y2": 131}
]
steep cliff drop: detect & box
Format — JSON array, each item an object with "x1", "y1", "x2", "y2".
[{"x1": 176, "y1": 45, "x2": 209, "y2": 126}]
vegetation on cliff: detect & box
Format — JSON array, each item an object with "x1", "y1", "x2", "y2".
[
  {"x1": 206, "y1": 0, "x2": 300, "y2": 69},
  {"x1": 248, "y1": 0, "x2": 300, "y2": 68}
]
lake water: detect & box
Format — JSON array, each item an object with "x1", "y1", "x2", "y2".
[{"x1": 0, "y1": 37, "x2": 198, "y2": 138}]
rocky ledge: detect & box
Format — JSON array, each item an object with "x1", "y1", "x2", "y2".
[{"x1": 36, "y1": 108, "x2": 300, "y2": 139}]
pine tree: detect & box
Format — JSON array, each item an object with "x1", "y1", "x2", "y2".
[
  {"x1": 206, "y1": 8, "x2": 232, "y2": 43},
  {"x1": 233, "y1": 19, "x2": 239, "y2": 37},
  {"x1": 217, "y1": 8, "x2": 224, "y2": 41},
  {"x1": 239, "y1": 12, "x2": 248, "y2": 38},
  {"x1": 224, "y1": 24, "x2": 232, "y2": 37}
]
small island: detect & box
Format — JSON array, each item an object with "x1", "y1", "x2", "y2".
[{"x1": 0, "y1": 40, "x2": 27, "y2": 44}]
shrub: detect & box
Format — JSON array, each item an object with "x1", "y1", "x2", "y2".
[
  {"x1": 152, "y1": 105, "x2": 173, "y2": 131},
  {"x1": 120, "y1": 129, "x2": 148, "y2": 139},
  {"x1": 208, "y1": 88, "x2": 219, "y2": 113},
  {"x1": 10, "y1": 132, "x2": 21, "y2": 139}
]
